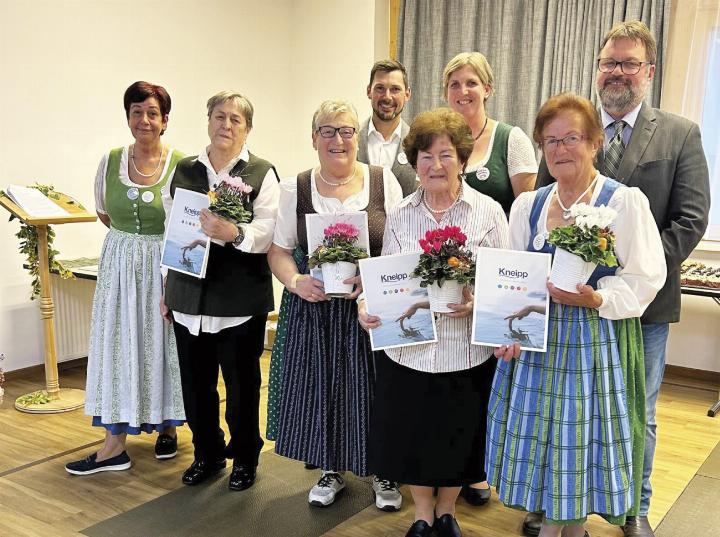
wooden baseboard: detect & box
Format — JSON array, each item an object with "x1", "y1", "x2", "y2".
[
  {"x1": 664, "y1": 364, "x2": 720, "y2": 391},
  {"x1": 4, "y1": 357, "x2": 87, "y2": 381}
]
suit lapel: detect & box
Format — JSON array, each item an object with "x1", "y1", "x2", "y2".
[
  {"x1": 617, "y1": 102, "x2": 657, "y2": 183},
  {"x1": 390, "y1": 119, "x2": 410, "y2": 175}
]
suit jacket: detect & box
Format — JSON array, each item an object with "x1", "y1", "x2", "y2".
[
  {"x1": 358, "y1": 117, "x2": 417, "y2": 196},
  {"x1": 536, "y1": 102, "x2": 710, "y2": 324}
]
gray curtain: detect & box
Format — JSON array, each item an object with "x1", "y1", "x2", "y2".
[{"x1": 397, "y1": 0, "x2": 669, "y2": 139}]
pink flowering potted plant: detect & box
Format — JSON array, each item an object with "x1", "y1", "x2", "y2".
[
  {"x1": 412, "y1": 226, "x2": 475, "y2": 312},
  {"x1": 308, "y1": 223, "x2": 369, "y2": 296},
  {"x1": 207, "y1": 172, "x2": 254, "y2": 224}
]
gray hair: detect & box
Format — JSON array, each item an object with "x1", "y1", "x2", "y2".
[
  {"x1": 311, "y1": 99, "x2": 359, "y2": 135},
  {"x1": 206, "y1": 90, "x2": 254, "y2": 128}
]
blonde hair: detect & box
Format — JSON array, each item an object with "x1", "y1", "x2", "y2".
[
  {"x1": 311, "y1": 100, "x2": 359, "y2": 134},
  {"x1": 442, "y1": 52, "x2": 494, "y2": 100},
  {"x1": 600, "y1": 20, "x2": 657, "y2": 64},
  {"x1": 206, "y1": 91, "x2": 254, "y2": 128}
]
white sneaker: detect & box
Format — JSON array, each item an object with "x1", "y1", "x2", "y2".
[
  {"x1": 308, "y1": 471, "x2": 345, "y2": 507},
  {"x1": 372, "y1": 476, "x2": 402, "y2": 511}
]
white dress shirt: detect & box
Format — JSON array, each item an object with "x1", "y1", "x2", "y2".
[
  {"x1": 381, "y1": 183, "x2": 510, "y2": 373},
  {"x1": 367, "y1": 119, "x2": 403, "y2": 170},
  {"x1": 601, "y1": 103, "x2": 642, "y2": 150},
  {"x1": 508, "y1": 175, "x2": 666, "y2": 320},
  {"x1": 161, "y1": 145, "x2": 280, "y2": 335}
]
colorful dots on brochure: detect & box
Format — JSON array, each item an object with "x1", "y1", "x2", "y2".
[
  {"x1": 497, "y1": 284, "x2": 528, "y2": 291},
  {"x1": 383, "y1": 288, "x2": 411, "y2": 295}
]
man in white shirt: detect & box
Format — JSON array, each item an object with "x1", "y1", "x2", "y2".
[
  {"x1": 357, "y1": 60, "x2": 417, "y2": 196},
  {"x1": 532, "y1": 21, "x2": 709, "y2": 537}
]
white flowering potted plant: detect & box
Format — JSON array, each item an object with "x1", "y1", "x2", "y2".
[
  {"x1": 412, "y1": 226, "x2": 475, "y2": 312},
  {"x1": 308, "y1": 223, "x2": 368, "y2": 296},
  {"x1": 548, "y1": 203, "x2": 618, "y2": 292}
]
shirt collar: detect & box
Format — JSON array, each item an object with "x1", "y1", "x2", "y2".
[
  {"x1": 368, "y1": 118, "x2": 402, "y2": 142},
  {"x1": 198, "y1": 145, "x2": 249, "y2": 175},
  {"x1": 403, "y1": 179, "x2": 473, "y2": 210},
  {"x1": 601, "y1": 102, "x2": 642, "y2": 129}
]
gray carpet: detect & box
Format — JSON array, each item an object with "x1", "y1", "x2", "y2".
[
  {"x1": 655, "y1": 440, "x2": 720, "y2": 537},
  {"x1": 82, "y1": 452, "x2": 373, "y2": 537}
]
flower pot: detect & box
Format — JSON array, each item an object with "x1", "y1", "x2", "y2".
[
  {"x1": 427, "y1": 279, "x2": 464, "y2": 313},
  {"x1": 549, "y1": 247, "x2": 597, "y2": 293},
  {"x1": 320, "y1": 261, "x2": 357, "y2": 297}
]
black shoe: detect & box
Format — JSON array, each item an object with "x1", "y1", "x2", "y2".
[
  {"x1": 623, "y1": 516, "x2": 654, "y2": 537},
  {"x1": 65, "y1": 451, "x2": 132, "y2": 475},
  {"x1": 181, "y1": 458, "x2": 226, "y2": 485},
  {"x1": 522, "y1": 512, "x2": 542, "y2": 536},
  {"x1": 434, "y1": 513, "x2": 462, "y2": 537},
  {"x1": 229, "y1": 463, "x2": 256, "y2": 491},
  {"x1": 405, "y1": 520, "x2": 433, "y2": 537},
  {"x1": 154, "y1": 434, "x2": 178, "y2": 459},
  {"x1": 304, "y1": 462, "x2": 319, "y2": 470},
  {"x1": 461, "y1": 484, "x2": 491, "y2": 506}
]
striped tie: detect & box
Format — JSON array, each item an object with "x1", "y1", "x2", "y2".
[{"x1": 604, "y1": 120, "x2": 625, "y2": 178}]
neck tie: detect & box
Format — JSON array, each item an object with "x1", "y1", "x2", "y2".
[{"x1": 604, "y1": 120, "x2": 625, "y2": 178}]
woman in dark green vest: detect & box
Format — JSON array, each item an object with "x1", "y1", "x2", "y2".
[
  {"x1": 442, "y1": 52, "x2": 539, "y2": 505},
  {"x1": 66, "y1": 81, "x2": 185, "y2": 476},
  {"x1": 443, "y1": 52, "x2": 538, "y2": 217}
]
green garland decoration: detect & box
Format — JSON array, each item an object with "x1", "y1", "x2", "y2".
[{"x1": 2, "y1": 184, "x2": 75, "y2": 299}]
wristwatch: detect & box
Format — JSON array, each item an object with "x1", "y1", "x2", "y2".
[{"x1": 231, "y1": 226, "x2": 244, "y2": 247}]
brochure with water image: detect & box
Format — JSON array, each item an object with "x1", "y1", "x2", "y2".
[
  {"x1": 161, "y1": 188, "x2": 210, "y2": 278},
  {"x1": 471, "y1": 247, "x2": 551, "y2": 352},
  {"x1": 305, "y1": 212, "x2": 369, "y2": 281},
  {"x1": 359, "y1": 252, "x2": 437, "y2": 350}
]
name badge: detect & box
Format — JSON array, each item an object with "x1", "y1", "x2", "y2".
[
  {"x1": 397, "y1": 152, "x2": 408, "y2": 165},
  {"x1": 141, "y1": 191, "x2": 155, "y2": 203},
  {"x1": 475, "y1": 167, "x2": 490, "y2": 181},
  {"x1": 532, "y1": 234, "x2": 545, "y2": 250},
  {"x1": 127, "y1": 187, "x2": 139, "y2": 200}
]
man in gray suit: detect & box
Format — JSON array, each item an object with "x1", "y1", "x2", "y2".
[
  {"x1": 528, "y1": 21, "x2": 710, "y2": 537},
  {"x1": 358, "y1": 59, "x2": 417, "y2": 196}
]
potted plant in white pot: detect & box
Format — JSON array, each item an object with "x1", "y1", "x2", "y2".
[
  {"x1": 548, "y1": 203, "x2": 618, "y2": 292},
  {"x1": 412, "y1": 226, "x2": 475, "y2": 312},
  {"x1": 308, "y1": 222, "x2": 368, "y2": 297}
]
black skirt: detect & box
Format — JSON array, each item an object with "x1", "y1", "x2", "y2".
[{"x1": 368, "y1": 351, "x2": 497, "y2": 487}]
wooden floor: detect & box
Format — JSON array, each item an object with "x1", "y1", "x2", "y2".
[{"x1": 1, "y1": 355, "x2": 719, "y2": 537}]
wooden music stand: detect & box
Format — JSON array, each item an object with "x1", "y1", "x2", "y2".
[{"x1": 0, "y1": 191, "x2": 96, "y2": 413}]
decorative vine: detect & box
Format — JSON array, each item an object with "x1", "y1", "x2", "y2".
[{"x1": 2, "y1": 184, "x2": 75, "y2": 299}]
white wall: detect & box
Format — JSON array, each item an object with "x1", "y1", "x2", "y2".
[{"x1": 0, "y1": 0, "x2": 387, "y2": 372}]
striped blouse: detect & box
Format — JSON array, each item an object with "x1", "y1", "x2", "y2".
[{"x1": 381, "y1": 181, "x2": 510, "y2": 373}]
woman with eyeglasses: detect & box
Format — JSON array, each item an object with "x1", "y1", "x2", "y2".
[
  {"x1": 443, "y1": 52, "x2": 537, "y2": 222},
  {"x1": 486, "y1": 93, "x2": 666, "y2": 537},
  {"x1": 268, "y1": 99, "x2": 403, "y2": 507}
]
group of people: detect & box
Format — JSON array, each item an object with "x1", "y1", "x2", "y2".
[{"x1": 64, "y1": 20, "x2": 709, "y2": 537}]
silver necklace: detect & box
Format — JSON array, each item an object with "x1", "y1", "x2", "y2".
[
  {"x1": 554, "y1": 175, "x2": 598, "y2": 220},
  {"x1": 130, "y1": 145, "x2": 164, "y2": 178},
  {"x1": 317, "y1": 166, "x2": 355, "y2": 187},
  {"x1": 423, "y1": 183, "x2": 463, "y2": 214}
]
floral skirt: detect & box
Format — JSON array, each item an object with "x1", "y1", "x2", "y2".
[{"x1": 84, "y1": 229, "x2": 185, "y2": 433}]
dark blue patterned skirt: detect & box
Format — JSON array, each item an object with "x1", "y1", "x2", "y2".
[{"x1": 274, "y1": 262, "x2": 374, "y2": 476}]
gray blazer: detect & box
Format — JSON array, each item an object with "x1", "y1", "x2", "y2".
[
  {"x1": 357, "y1": 117, "x2": 418, "y2": 196},
  {"x1": 536, "y1": 102, "x2": 710, "y2": 324}
]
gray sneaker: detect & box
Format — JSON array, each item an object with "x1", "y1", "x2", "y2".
[
  {"x1": 372, "y1": 476, "x2": 402, "y2": 511},
  {"x1": 308, "y1": 471, "x2": 345, "y2": 507}
]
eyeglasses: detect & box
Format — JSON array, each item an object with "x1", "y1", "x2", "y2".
[
  {"x1": 316, "y1": 126, "x2": 356, "y2": 139},
  {"x1": 597, "y1": 58, "x2": 653, "y2": 75},
  {"x1": 542, "y1": 134, "x2": 587, "y2": 150}
]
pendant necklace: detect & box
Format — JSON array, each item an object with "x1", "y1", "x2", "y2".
[
  {"x1": 423, "y1": 183, "x2": 463, "y2": 214},
  {"x1": 317, "y1": 165, "x2": 355, "y2": 187},
  {"x1": 473, "y1": 116, "x2": 489, "y2": 141},
  {"x1": 130, "y1": 145, "x2": 164, "y2": 178},
  {"x1": 554, "y1": 175, "x2": 598, "y2": 220}
]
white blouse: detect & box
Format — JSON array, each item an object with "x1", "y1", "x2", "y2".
[
  {"x1": 465, "y1": 124, "x2": 538, "y2": 177},
  {"x1": 508, "y1": 175, "x2": 667, "y2": 320},
  {"x1": 273, "y1": 164, "x2": 404, "y2": 250}
]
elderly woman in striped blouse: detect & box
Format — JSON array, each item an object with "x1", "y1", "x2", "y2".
[{"x1": 359, "y1": 107, "x2": 510, "y2": 537}]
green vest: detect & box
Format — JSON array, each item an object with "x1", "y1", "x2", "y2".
[
  {"x1": 164, "y1": 152, "x2": 277, "y2": 317},
  {"x1": 104, "y1": 147, "x2": 184, "y2": 234},
  {"x1": 464, "y1": 122, "x2": 514, "y2": 214}
]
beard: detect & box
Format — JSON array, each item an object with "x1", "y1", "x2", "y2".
[
  {"x1": 373, "y1": 99, "x2": 403, "y2": 121},
  {"x1": 597, "y1": 74, "x2": 651, "y2": 115}
]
